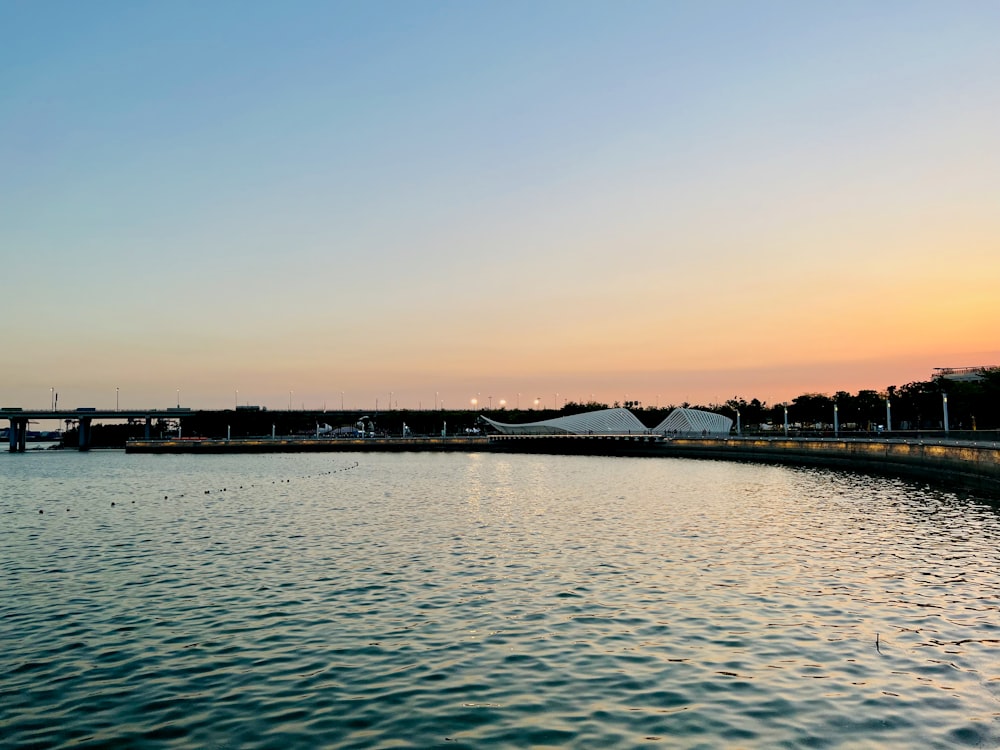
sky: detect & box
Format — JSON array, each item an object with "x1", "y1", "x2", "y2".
[{"x1": 2, "y1": 0, "x2": 998, "y2": 412}]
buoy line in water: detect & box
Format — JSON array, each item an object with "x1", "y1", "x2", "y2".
[{"x1": 36, "y1": 460, "x2": 362, "y2": 514}]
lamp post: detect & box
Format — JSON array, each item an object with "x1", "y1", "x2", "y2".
[
  {"x1": 833, "y1": 402, "x2": 839, "y2": 437},
  {"x1": 885, "y1": 398, "x2": 892, "y2": 432},
  {"x1": 736, "y1": 407, "x2": 741, "y2": 436},
  {"x1": 389, "y1": 391, "x2": 393, "y2": 411},
  {"x1": 942, "y1": 392, "x2": 949, "y2": 435},
  {"x1": 116, "y1": 387, "x2": 119, "y2": 412},
  {"x1": 488, "y1": 395, "x2": 492, "y2": 410},
  {"x1": 176, "y1": 389, "x2": 180, "y2": 408},
  {"x1": 783, "y1": 404, "x2": 789, "y2": 437}
]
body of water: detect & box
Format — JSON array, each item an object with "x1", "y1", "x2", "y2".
[{"x1": 2, "y1": 451, "x2": 999, "y2": 748}]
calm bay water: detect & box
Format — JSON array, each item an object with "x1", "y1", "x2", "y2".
[{"x1": 2, "y1": 450, "x2": 999, "y2": 748}]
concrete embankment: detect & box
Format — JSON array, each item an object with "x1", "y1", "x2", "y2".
[
  {"x1": 488, "y1": 434, "x2": 1000, "y2": 493},
  {"x1": 658, "y1": 437, "x2": 1000, "y2": 493}
]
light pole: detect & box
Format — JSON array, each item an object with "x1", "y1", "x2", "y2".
[
  {"x1": 736, "y1": 407, "x2": 741, "y2": 436},
  {"x1": 833, "y1": 402, "x2": 839, "y2": 437},
  {"x1": 942, "y1": 392, "x2": 949, "y2": 435},
  {"x1": 116, "y1": 387, "x2": 119, "y2": 412},
  {"x1": 435, "y1": 391, "x2": 439, "y2": 410},
  {"x1": 389, "y1": 391, "x2": 393, "y2": 411},
  {"x1": 488, "y1": 395, "x2": 492, "y2": 410},
  {"x1": 50, "y1": 387, "x2": 54, "y2": 411},
  {"x1": 783, "y1": 404, "x2": 789, "y2": 437},
  {"x1": 885, "y1": 397, "x2": 892, "y2": 432},
  {"x1": 176, "y1": 389, "x2": 180, "y2": 408}
]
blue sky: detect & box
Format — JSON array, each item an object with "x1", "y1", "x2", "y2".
[{"x1": 2, "y1": 1, "x2": 998, "y2": 410}]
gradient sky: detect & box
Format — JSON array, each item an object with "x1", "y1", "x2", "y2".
[{"x1": 2, "y1": 1, "x2": 998, "y2": 412}]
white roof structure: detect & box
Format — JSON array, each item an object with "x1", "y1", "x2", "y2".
[
  {"x1": 652, "y1": 407, "x2": 732, "y2": 436},
  {"x1": 479, "y1": 407, "x2": 647, "y2": 435},
  {"x1": 480, "y1": 406, "x2": 732, "y2": 436}
]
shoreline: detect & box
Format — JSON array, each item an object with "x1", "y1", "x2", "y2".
[{"x1": 120, "y1": 434, "x2": 1000, "y2": 495}]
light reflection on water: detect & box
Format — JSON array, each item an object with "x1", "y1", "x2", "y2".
[{"x1": 1, "y1": 451, "x2": 999, "y2": 748}]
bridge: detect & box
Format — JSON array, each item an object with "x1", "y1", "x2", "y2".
[{"x1": 1, "y1": 408, "x2": 194, "y2": 451}]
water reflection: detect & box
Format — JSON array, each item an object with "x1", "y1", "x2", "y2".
[{"x1": 1, "y1": 452, "x2": 998, "y2": 748}]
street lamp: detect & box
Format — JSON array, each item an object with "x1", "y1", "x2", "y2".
[
  {"x1": 833, "y1": 402, "x2": 839, "y2": 437},
  {"x1": 942, "y1": 392, "x2": 949, "y2": 435},
  {"x1": 885, "y1": 397, "x2": 892, "y2": 432},
  {"x1": 50, "y1": 387, "x2": 54, "y2": 411},
  {"x1": 783, "y1": 404, "x2": 789, "y2": 437},
  {"x1": 176, "y1": 389, "x2": 180, "y2": 408},
  {"x1": 116, "y1": 387, "x2": 119, "y2": 412}
]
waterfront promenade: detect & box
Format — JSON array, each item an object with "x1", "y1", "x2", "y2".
[{"x1": 123, "y1": 433, "x2": 1000, "y2": 495}]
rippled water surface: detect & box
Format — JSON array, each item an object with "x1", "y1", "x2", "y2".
[{"x1": 2, "y1": 451, "x2": 1000, "y2": 748}]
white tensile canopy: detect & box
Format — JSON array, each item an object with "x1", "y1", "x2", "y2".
[{"x1": 480, "y1": 406, "x2": 732, "y2": 436}]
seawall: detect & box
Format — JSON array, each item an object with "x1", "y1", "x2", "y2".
[
  {"x1": 656, "y1": 437, "x2": 1000, "y2": 492},
  {"x1": 125, "y1": 435, "x2": 1000, "y2": 494}
]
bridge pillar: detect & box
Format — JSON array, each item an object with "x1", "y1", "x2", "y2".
[
  {"x1": 78, "y1": 418, "x2": 92, "y2": 451},
  {"x1": 8, "y1": 418, "x2": 27, "y2": 452}
]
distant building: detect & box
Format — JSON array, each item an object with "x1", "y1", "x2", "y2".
[{"x1": 933, "y1": 366, "x2": 998, "y2": 382}]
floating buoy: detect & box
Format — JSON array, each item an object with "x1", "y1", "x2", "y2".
[{"x1": 39, "y1": 509, "x2": 43, "y2": 514}]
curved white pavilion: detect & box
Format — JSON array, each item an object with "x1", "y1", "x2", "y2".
[
  {"x1": 652, "y1": 407, "x2": 732, "y2": 436},
  {"x1": 479, "y1": 406, "x2": 732, "y2": 437},
  {"x1": 479, "y1": 407, "x2": 647, "y2": 435}
]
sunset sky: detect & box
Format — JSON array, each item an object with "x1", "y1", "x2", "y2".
[{"x1": 2, "y1": 1, "x2": 998, "y2": 412}]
